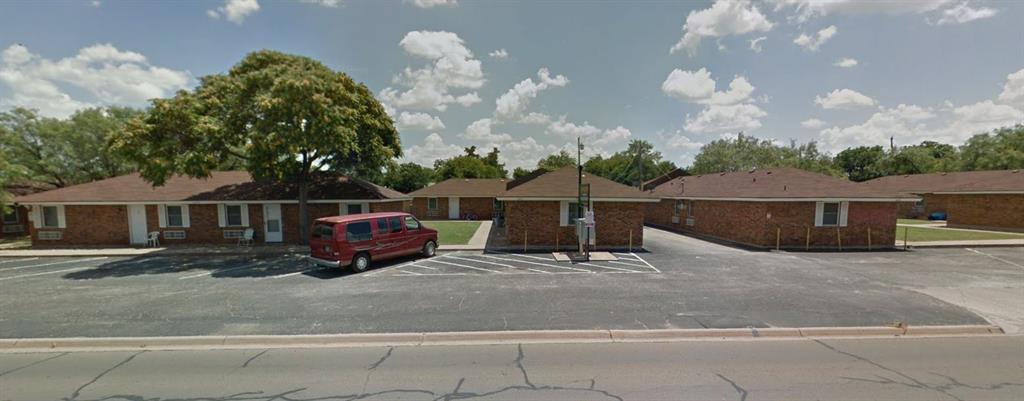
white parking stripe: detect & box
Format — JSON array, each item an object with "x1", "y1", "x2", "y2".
[
  {"x1": 0, "y1": 257, "x2": 39, "y2": 265},
  {"x1": 606, "y1": 260, "x2": 646, "y2": 268},
  {"x1": 427, "y1": 258, "x2": 506, "y2": 274},
  {"x1": 361, "y1": 260, "x2": 418, "y2": 277},
  {"x1": 179, "y1": 263, "x2": 261, "y2": 279},
  {"x1": 494, "y1": 252, "x2": 645, "y2": 273},
  {"x1": 407, "y1": 263, "x2": 438, "y2": 270},
  {"x1": 0, "y1": 265, "x2": 98, "y2": 281},
  {"x1": 0, "y1": 257, "x2": 108, "y2": 272},
  {"x1": 445, "y1": 255, "x2": 550, "y2": 273},
  {"x1": 395, "y1": 270, "x2": 423, "y2": 275},
  {"x1": 477, "y1": 254, "x2": 592, "y2": 273},
  {"x1": 631, "y1": 252, "x2": 661, "y2": 273}
]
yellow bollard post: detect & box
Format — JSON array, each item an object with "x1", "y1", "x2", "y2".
[
  {"x1": 805, "y1": 226, "x2": 810, "y2": 251},
  {"x1": 555, "y1": 229, "x2": 559, "y2": 251},
  {"x1": 836, "y1": 226, "x2": 842, "y2": 251},
  {"x1": 867, "y1": 228, "x2": 872, "y2": 251},
  {"x1": 629, "y1": 230, "x2": 633, "y2": 252},
  {"x1": 776, "y1": 226, "x2": 781, "y2": 251},
  {"x1": 903, "y1": 225, "x2": 909, "y2": 250},
  {"x1": 524, "y1": 229, "x2": 528, "y2": 253}
]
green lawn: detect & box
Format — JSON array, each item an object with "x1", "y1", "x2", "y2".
[
  {"x1": 897, "y1": 218, "x2": 939, "y2": 225},
  {"x1": 421, "y1": 221, "x2": 482, "y2": 245},
  {"x1": 896, "y1": 226, "x2": 1024, "y2": 242}
]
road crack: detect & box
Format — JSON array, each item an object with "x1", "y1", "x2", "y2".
[
  {"x1": 241, "y1": 349, "x2": 269, "y2": 368},
  {"x1": 715, "y1": 373, "x2": 748, "y2": 401},
  {"x1": 67, "y1": 350, "x2": 145, "y2": 400},
  {"x1": 0, "y1": 352, "x2": 69, "y2": 377}
]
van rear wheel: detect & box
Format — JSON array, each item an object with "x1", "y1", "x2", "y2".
[
  {"x1": 351, "y1": 253, "x2": 370, "y2": 273},
  {"x1": 422, "y1": 241, "x2": 437, "y2": 257}
]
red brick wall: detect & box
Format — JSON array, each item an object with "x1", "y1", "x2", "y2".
[
  {"x1": 410, "y1": 197, "x2": 495, "y2": 220},
  {"x1": 370, "y1": 201, "x2": 409, "y2": 213},
  {"x1": 411, "y1": 197, "x2": 448, "y2": 220},
  {"x1": 646, "y1": 199, "x2": 899, "y2": 249},
  {"x1": 1, "y1": 205, "x2": 29, "y2": 237},
  {"x1": 938, "y1": 193, "x2": 1024, "y2": 232},
  {"x1": 505, "y1": 200, "x2": 645, "y2": 248},
  {"x1": 30, "y1": 205, "x2": 130, "y2": 246}
]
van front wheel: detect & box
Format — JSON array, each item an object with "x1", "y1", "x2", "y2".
[
  {"x1": 422, "y1": 241, "x2": 437, "y2": 257},
  {"x1": 351, "y1": 253, "x2": 370, "y2": 273}
]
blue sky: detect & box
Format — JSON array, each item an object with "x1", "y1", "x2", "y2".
[{"x1": 2, "y1": 0, "x2": 1022, "y2": 170}]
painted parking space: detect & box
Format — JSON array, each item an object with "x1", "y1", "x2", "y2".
[{"x1": 361, "y1": 251, "x2": 661, "y2": 277}]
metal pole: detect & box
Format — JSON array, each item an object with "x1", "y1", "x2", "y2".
[
  {"x1": 836, "y1": 227, "x2": 842, "y2": 251},
  {"x1": 867, "y1": 228, "x2": 872, "y2": 251},
  {"x1": 776, "y1": 226, "x2": 781, "y2": 251}
]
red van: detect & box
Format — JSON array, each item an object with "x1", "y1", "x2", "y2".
[{"x1": 309, "y1": 212, "x2": 439, "y2": 272}]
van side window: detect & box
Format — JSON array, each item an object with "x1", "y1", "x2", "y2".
[
  {"x1": 404, "y1": 216, "x2": 421, "y2": 231},
  {"x1": 389, "y1": 216, "x2": 403, "y2": 233},
  {"x1": 346, "y1": 221, "x2": 373, "y2": 242},
  {"x1": 376, "y1": 218, "x2": 389, "y2": 235}
]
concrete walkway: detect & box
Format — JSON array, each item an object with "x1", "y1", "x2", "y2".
[
  {"x1": 899, "y1": 239, "x2": 1024, "y2": 248},
  {"x1": 437, "y1": 220, "x2": 491, "y2": 251}
]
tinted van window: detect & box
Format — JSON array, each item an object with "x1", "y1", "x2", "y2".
[
  {"x1": 312, "y1": 223, "x2": 334, "y2": 240},
  {"x1": 346, "y1": 221, "x2": 373, "y2": 242}
]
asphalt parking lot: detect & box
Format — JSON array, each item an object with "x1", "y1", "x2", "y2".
[{"x1": 0, "y1": 227, "x2": 1018, "y2": 338}]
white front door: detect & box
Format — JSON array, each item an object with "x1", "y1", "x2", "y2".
[
  {"x1": 127, "y1": 205, "x2": 147, "y2": 245},
  {"x1": 448, "y1": 197, "x2": 460, "y2": 219},
  {"x1": 263, "y1": 204, "x2": 283, "y2": 243}
]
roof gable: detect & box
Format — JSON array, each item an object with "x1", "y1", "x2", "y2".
[
  {"x1": 501, "y1": 166, "x2": 653, "y2": 200},
  {"x1": 408, "y1": 178, "x2": 509, "y2": 197},
  {"x1": 649, "y1": 168, "x2": 914, "y2": 200},
  {"x1": 863, "y1": 170, "x2": 1024, "y2": 193}
]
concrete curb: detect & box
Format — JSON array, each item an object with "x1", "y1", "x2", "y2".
[{"x1": 0, "y1": 325, "x2": 1004, "y2": 353}]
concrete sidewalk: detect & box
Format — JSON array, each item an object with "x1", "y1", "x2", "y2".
[
  {"x1": 0, "y1": 244, "x2": 308, "y2": 258},
  {"x1": 437, "y1": 220, "x2": 490, "y2": 251},
  {"x1": 899, "y1": 239, "x2": 1024, "y2": 248}
]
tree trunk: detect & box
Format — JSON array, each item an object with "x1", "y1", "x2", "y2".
[{"x1": 298, "y1": 181, "x2": 310, "y2": 245}]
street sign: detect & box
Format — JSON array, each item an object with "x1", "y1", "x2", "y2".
[
  {"x1": 584, "y1": 210, "x2": 595, "y2": 227},
  {"x1": 579, "y1": 183, "x2": 591, "y2": 205}
]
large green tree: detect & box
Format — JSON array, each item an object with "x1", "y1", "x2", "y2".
[
  {"x1": 111, "y1": 50, "x2": 400, "y2": 243},
  {"x1": 960, "y1": 124, "x2": 1024, "y2": 170},
  {"x1": 433, "y1": 146, "x2": 508, "y2": 179},
  {"x1": 537, "y1": 150, "x2": 576, "y2": 171},
  {"x1": 583, "y1": 140, "x2": 677, "y2": 186},
  {"x1": 690, "y1": 133, "x2": 838, "y2": 176},
  {"x1": 383, "y1": 162, "x2": 435, "y2": 193},
  {"x1": 0, "y1": 107, "x2": 141, "y2": 187},
  {"x1": 835, "y1": 146, "x2": 886, "y2": 181}
]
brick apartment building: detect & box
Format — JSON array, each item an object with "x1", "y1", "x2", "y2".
[
  {"x1": 13, "y1": 172, "x2": 409, "y2": 247},
  {"x1": 2, "y1": 184, "x2": 52, "y2": 238},
  {"x1": 645, "y1": 168, "x2": 918, "y2": 250},
  {"x1": 407, "y1": 178, "x2": 508, "y2": 220},
  {"x1": 498, "y1": 167, "x2": 657, "y2": 249},
  {"x1": 863, "y1": 169, "x2": 1024, "y2": 232}
]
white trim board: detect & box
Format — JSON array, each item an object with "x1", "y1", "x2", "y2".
[
  {"x1": 655, "y1": 196, "x2": 919, "y2": 202},
  {"x1": 496, "y1": 197, "x2": 659, "y2": 203}
]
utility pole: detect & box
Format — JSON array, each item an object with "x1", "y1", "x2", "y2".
[{"x1": 577, "y1": 136, "x2": 583, "y2": 219}]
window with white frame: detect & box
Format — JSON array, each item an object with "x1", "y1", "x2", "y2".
[
  {"x1": 2, "y1": 207, "x2": 17, "y2": 224},
  {"x1": 225, "y1": 205, "x2": 243, "y2": 226},
  {"x1": 673, "y1": 200, "x2": 685, "y2": 216},
  {"x1": 568, "y1": 202, "x2": 581, "y2": 222},
  {"x1": 687, "y1": 200, "x2": 695, "y2": 218},
  {"x1": 41, "y1": 206, "x2": 60, "y2": 228},
  {"x1": 346, "y1": 203, "x2": 363, "y2": 215},
  {"x1": 427, "y1": 198, "x2": 438, "y2": 210},
  {"x1": 37, "y1": 231, "x2": 62, "y2": 240},
  {"x1": 165, "y1": 205, "x2": 184, "y2": 227},
  {"x1": 164, "y1": 231, "x2": 186, "y2": 240},
  {"x1": 820, "y1": 202, "x2": 840, "y2": 226}
]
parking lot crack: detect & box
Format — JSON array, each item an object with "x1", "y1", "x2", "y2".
[
  {"x1": 515, "y1": 343, "x2": 536, "y2": 389},
  {"x1": 67, "y1": 350, "x2": 145, "y2": 400},
  {"x1": 368, "y1": 346, "x2": 394, "y2": 371},
  {"x1": 241, "y1": 349, "x2": 269, "y2": 368},
  {"x1": 0, "y1": 352, "x2": 69, "y2": 377},
  {"x1": 715, "y1": 373, "x2": 748, "y2": 401}
]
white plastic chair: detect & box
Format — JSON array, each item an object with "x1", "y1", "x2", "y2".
[
  {"x1": 146, "y1": 231, "x2": 160, "y2": 247},
  {"x1": 238, "y1": 228, "x2": 255, "y2": 246}
]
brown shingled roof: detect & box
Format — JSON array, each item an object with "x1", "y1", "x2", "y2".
[
  {"x1": 14, "y1": 171, "x2": 409, "y2": 203},
  {"x1": 863, "y1": 170, "x2": 1024, "y2": 193},
  {"x1": 407, "y1": 178, "x2": 509, "y2": 198},
  {"x1": 648, "y1": 168, "x2": 915, "y2": 200},
  {"x1": 500, "y1": 166, "x2": 655, "y2": 200}
]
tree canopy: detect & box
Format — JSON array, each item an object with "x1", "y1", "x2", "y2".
[
  {"x1": 690, "y1": 133, "x2": 839, "y2": 176},
  {"x1": 383, "y1": 162, "x2": 435, "y2": 193},
  {"x1": 111, "y1": 50, "x2": 399, "y2": 243},
  {"x1": 433, "y1": 146, "x2": 508, "y2": 179},
  {"x1": 0, "y1": 107, "x2": 142, "y2": 188},
  {"x1": 583, "y1": 140, "x2": 677, "y2": 186}
]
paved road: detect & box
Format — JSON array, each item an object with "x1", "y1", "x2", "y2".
[
  {"x1": 1, "y1": 228, "x2": 1019, "y2": 337},
  {"x1": 2, "y1": 336, "x2": 1022, "y2": 400}
]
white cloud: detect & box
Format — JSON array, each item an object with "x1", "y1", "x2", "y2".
[
  {"x1": 493, "y1": 68, "x2": 569, "y2": 121},
  {"x1": 545, "y1": 116, "x2": 632, "y2": 146},
  {"x1": 815, "y1": 88, "x2": 876, "y2": 109},
  {"x1": 997, "y1": 68, "x2": 1024, "y2": 108},
  {"x1": 462, "y1": 118, "x2": 512, "y2": 143},
  {"x1": 793, "y1": 25, "x2": 836, "y2": 51},
  {"x1": 749, "y1": 36, "x2": 767, "y2": 53},
  {"x1": 670, "y1": 0, "x2": 774, "y2": 55},
  {"x1": 659, "y1": 130, "x2": 704, "y2": 165},
  {"x1": 771, "y1": 0, "x2": 953, "y2": 23},
  {"x1": 300, "y1": 0, "x2": 341, "y2": 7},
  {"x1": 409, "y1": 0, "x2": 457, "y2": 8},
  {"x1": 397, "y1": 111, "x2": 445, "y2": 131},
  {"x1": 90, "y1": 1, "x2": 102, "y2": 7},
  {"x1": 403, "y1": 133, "x2": 463, "y2": 166},
  {"x1": 207, "y1": 0, "x2": 260, "y2": 24},
  {"x1": 379, "y1": 31, "x2": 484, "y2": 112},
  {"x1": 834, "y1": 58, "x2": 858, "y2": 68},
  {"x1": 455, "y1": 92, "x2": 481, "y2": 107},
  {"x1": 489, "y1": 49, "x2": 509, "y2": 59},
  {"x1": 935, "y1": 2, "x2": 999, "y2": 24},
  {"x1": 0, "y1": 43, "x2": 191, "y2": 118},
  {"x1": 801, "y1": 118, "x2": 827, "y2": 129},
  {"x1": 519, "y1": 112, "x2": 552, "y2": 125},
  {"x1": 704, "y1": 76, "x2": 755, "y2": 105},
  {"x1": 662, "y1": 68, "x2": 716, "y2": 102},
  {"x1": 495, "y1": 137, "x2": 560, "y2": 170},
  {"x1": 684, "y1": 103, "x2": 767, "y2": 133}
]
